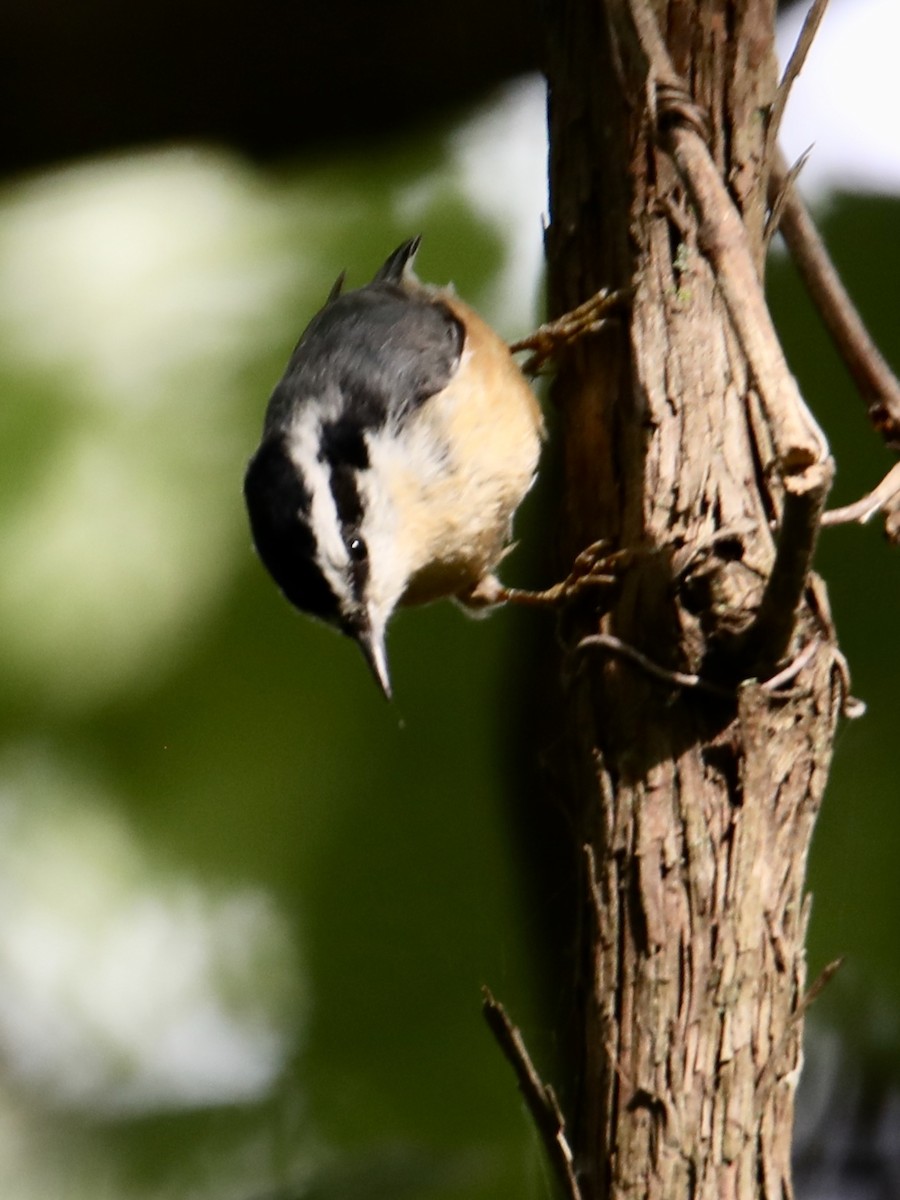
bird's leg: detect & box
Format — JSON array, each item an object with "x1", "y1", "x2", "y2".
[
  {"x1": 510, "y1": 288, "x2": 631, "y2": 375},
  {"x1": 500, "y1": 542, "x2": 632, "y2": 609},
  {"x1": 460, "y1": 541, "x2": 632, "y2": 612}
]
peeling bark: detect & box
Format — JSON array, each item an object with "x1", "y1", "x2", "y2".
[{"x1": 542, "y1": 1, "x2": 845, "y2": 1196}]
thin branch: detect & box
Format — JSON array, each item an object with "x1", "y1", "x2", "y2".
[
  {"x1": 829, "y1": 643, "x2": 867, "y2": 720},
  {"x1": 482, "y1": 989, "x2": 583, "y2": 1200},
  {"x1": 578, "y1": 628, "x2": 829, "y2": 700},
  {"x1": 759, "y1": 638, "x2": 818, "y2": 692},
  {"x1": 755, "y1": 957, "x2": 844, "y2": 1106},
  {"x1": 764, "y1": 146, "x2": 812, "y2": 252},
  {"x1": 613, "y1": 0, "x2": 832, "y2": 475},
  {"x1": 664, "y1": 119, "x2": 831, "y2": 473},
  {"x1": 769, "y1": 149, "x2": 900, "y2": 447},
  {"x1": 799, "y1": 956, "x2": 845, "y2": 1013},
  {"x1": 603, "y1": 0, "x2": 840, "y2": 688},
  {"x1": 576, "y1": 633, "x2": 733, "y2": 698},
  {"x1": 723, "y1": 462, "x2": 832, "y2": 678},
  {"x1": 765, "y1": 0, "x2": 830, "y2": 162},
  {"x1": 821, "y1": 461, "x2": 900, "y2": 529}
]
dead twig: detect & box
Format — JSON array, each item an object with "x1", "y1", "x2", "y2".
[
  {"x1": 579, "y1": 628, "x2": 828, "y2": 701},
  {"x1": 769, "y1": 149, "x2": 900, "y2": 447},
  {"x1": 663, "y1": 118, "x2": 831, "y2": 474},
  {"x1": 612, "y1": 0, "x2": 831, "y2": 476},
  {"x1": 759, "y1": 639, "x2": 818, "y2": 693},
  {"x1": 607, "y1": 0, "x2": 836, "y2": 682},
  {"x1": 576, "y1": 633, "x2": 733, "y2": 698},
  {"x1": 482, "y1": 989, "x2": 583, "y2": 1200},
  {"x1": 764, "y1": 146, "x2": 812, "y2": 252},
  {"x1": 723, "y1": 462, "x2": 832, "y2": 679},
  {"x1": 765, "y1": 0, "x2": 830, "y2": 164},
  {"x1": 821, "y1": 461, "x2": 900, "y2": 530},
  {"x1": 831, "y1": 645, "x2": 866, "y2": 719},
  {"x1": 755, "y1": 957, "x2": 844, "y2": 1106}
]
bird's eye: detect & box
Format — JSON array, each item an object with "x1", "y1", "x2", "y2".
[
  {"x1": 348, "y1": 535, "x2": 368, "y2": 563},
  {"x1": 346, "y1": 533, "x2": 370, "y2": 600}
]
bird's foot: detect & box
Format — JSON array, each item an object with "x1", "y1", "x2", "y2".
[
  {"x1": 461, "y1": 541, "x2": 631, "y2": 612},
  {"x1": 510, "y1": 289, "x2": 631, "y2": 375}
]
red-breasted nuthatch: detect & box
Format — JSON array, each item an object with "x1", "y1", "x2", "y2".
[{"x1": 243, "y1": 236, "x2": 544, "y2": 698}]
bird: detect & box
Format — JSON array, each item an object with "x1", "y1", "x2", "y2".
[{"x1": 243, "y1": 236, "x2": 544, "y2": 699}]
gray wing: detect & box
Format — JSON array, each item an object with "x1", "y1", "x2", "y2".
[{"x1": 266, "y1": 283, "x2": 464, "y2": 433}]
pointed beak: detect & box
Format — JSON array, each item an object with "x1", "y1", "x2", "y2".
[{"x1": 354, "y1": 625, "x2": 393, "y2": 701}]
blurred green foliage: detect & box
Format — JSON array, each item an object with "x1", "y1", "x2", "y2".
[
  {"x1": 768, "y1": 196, "x2": 900, "y2": 1063},
  {"x1": 0, "y1": 107, "x2": 548, "y2": 1200}
]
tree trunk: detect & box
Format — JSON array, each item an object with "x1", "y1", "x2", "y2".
[{"x1": 543, "y1": 1, "x2": 844, "y2": 1196}]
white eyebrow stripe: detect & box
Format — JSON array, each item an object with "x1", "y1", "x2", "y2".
[{"x1": 285, "y1": 410, "x2": 351, "y2": 606}]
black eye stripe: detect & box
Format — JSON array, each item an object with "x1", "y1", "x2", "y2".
[
  {"x1": 316, "y1": 444, "x2": 366, "y2": 604},
  {"x1": 319, "y1": 418, "x2": 372, "y2": 604},
  {"x1": 320, "y1": 418, "x2": 370, "y2": 471},
  {"x1": 243, "y1": 436, "x2": 341, "y2": 624},
  {"x1": 329, "y1": 462, "x2": 364, "y2": 533},
  {"x1": 321, "y1": 418, "x2": 367, "y2": 546}
]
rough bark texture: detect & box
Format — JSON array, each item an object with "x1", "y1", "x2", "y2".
[{"x1": 543, "y1": 1, "x2": 844, "y2": 1197}]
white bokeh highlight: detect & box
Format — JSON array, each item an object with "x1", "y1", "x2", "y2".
[
  {"x1": 0, "y1": 751, "x2": 301, "y2": 1115},
  {"x1": 0, "y1": 150, "x2": 301, "y2": 711},
  {"x1": 777, "y1": 0, "x2": 900, "y2": 201}
]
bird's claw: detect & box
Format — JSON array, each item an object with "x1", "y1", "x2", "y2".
[
  {"x1": 510, "y1": 288, "x2": 631, "y2": 375},
  {"x1": 492, "y1": 540, "x2": 632, "y2": 610}
]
